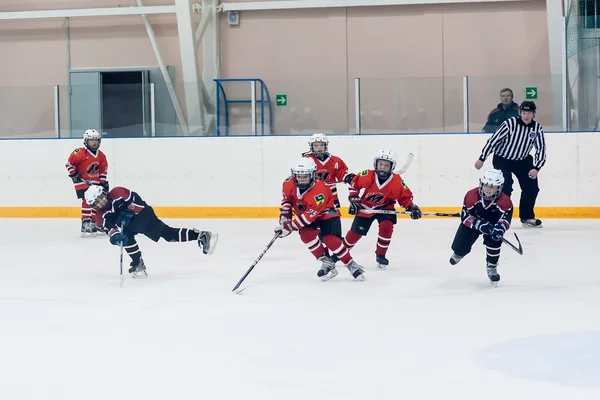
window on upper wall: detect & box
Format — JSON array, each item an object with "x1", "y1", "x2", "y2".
[{"x1": 580, "y1": 0, "x2": 600, "y2": 29}]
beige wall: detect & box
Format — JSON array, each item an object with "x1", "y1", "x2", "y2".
[
  {"x1": 0, "y1": 0, "x2": 182, "y2": 138},
  {"x1": 0, "y1": 0, "x2": 553, "y2": 137},
  {"x1": 220, "y1": 0, "x2": 554, "y2": 133}
]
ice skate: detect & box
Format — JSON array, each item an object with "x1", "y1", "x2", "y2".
[
  {"x1": 346, "y1": 260, "x2": 365, "y2": 281},
  {"x1": 486, "y1": 262, "x2": 500, "y2": 287},
  {"x1": 80, "y1": 219, "x2": 96, "y2": 237},
  {"x1": 316, "y1": 256, "x2": 338, "y2": 282},
  {"x1": 197, "y1": 230, "x2": 218, "y2": 255},
  {"x1": 129, "y1": 258, "x2": 148, "y2": 279},
  {"x1": 449, "y1": 253, "x2": 463, "y2": 266},
  {"x1": 376, "y1": 255, "x2": 389, "y2": 269},
  {"x1": 521, "y1": 218, "x2": 543, "y2": 228}
]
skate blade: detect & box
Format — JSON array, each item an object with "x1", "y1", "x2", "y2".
[
  {"x1": 131, "y1": 271, "x2": 148, "y2": 279},
  {"x1": 203, "y1": 232, "x2": 219, "y2": 255},
  {"x1": 521, "y1": 222, "x2": 543, "y2": 228},
  {"x1": 320, "y1": 268, "x2": 338, "y2": 282},
  {"x1": 489, "y1": 281, "x2": 499, "y2": 288},
  {"x1": 354, "y1": 273, "x2": 366, "y2": 281},
  {"x1": 376, "y1": 263, "x2": 387, "y2": 270}
]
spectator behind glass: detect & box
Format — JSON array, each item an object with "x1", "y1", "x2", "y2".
[{"x1": 482, "y1": 88, "x2": 520, "y2": 133}]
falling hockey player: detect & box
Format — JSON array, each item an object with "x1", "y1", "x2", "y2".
[
  {"x1": 84, "y1": 185, "x2": 218, "y2": 278},
  {"x1": 276, "y1": 158, "x2": 366, "y2": 281},
  {"x1": 449, "y1": 169, "x2": 513, "y2": 287}
]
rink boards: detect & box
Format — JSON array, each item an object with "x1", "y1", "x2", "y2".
[{"x1": 0, "y1": 133, "x2": 598, "y2": 218}]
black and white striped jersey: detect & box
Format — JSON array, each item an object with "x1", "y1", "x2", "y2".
[{"x1": 479, "y1": 116, "x2": 547, "y2": 170}]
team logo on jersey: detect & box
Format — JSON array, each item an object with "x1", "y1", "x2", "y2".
[
  {"x1": 87, "y1": 162, "x2": 100, "y2": 175},
  {"x1": 72, "y1": 148, "x2": 80, "y2": 155},
  {"x1": 365, "y1": 193, "x2": 384, "y2": 204},
  {"x1": 314, "y1": 193, "x2": 325, "y2": 206},
  {"x1": 529, "y1": 129, "x2": 536, "y2": 139},
  {"x1": 316, "y1": 170, "x2": 330, "y2": 181},
  {"x1": 358, "y1": 170, "x2": 368, "y2": 176},
  {"x1": 298, "y1": 204, "x2": 306, "y2": 212}
]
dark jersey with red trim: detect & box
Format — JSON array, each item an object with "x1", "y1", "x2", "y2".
[
  {"x1": 460, "y1": 187, "x2": 513, "y2": 231},
  {"x1": 93, "y1": 186, "x2": 148, "y2": 237}
]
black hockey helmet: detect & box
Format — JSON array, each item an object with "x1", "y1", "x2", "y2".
[{"x1": 520, "y1": 101, "x2": 537, "y2": 112}]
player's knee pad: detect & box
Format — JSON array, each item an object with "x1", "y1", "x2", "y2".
[
  {"x1": 378, "y1": 219, "x2": 394, "y2": 236},
  {"x1": 299, "y1": 227, "x2": 319, "y2": 244},
  {"x1": 160, "y1": 226, "x2": 180, "y2": 242}
]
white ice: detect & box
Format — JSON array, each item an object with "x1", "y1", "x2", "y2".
[{"x1": 1, "y1": 218, "x2": 599, "y2": 400}]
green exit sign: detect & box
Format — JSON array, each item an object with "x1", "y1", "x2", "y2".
[
  {"x1": 275, "y1": 94, "x2": 287, "y2": 107},
  {"x1": 525, "y1": 86, "x2": 538, "y2": 100}
]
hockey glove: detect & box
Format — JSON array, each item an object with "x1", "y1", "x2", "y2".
[
  {"x1": 70, "y1": 172, "x2": 82, "y2": 184},
  {"x1": 274, "y1": 220, "x2": 295, "y2": 238},
  {"x1": 490, "y1": 222, "x2": 507, "y2": 241},
  {"x1": 344, "y1": 173, "x2": 356, "y2": 184},
  {"x1": 348, "y1": 195, "x2": 362, "y2": 216},
  {"x1": 473, "y1": 218, "x2": 494, "y2": 235},
  {"x1": 109, "y1": 232, "x2": 129, "y2": 246},
  {"x1": 279, "y1": 207, "x2": 292, "y2": 224},
  {"x1": 101, "y1": 181, "x2": 110, "y2": 192},
  {"x1": 116, "y1": 211, "x2": 135, "y2": 228},
  {"x1": 406, "y1": 203, "x2": 422, "y2": 220}
]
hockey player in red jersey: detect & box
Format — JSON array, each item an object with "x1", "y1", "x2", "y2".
[
  {"x1": 84, "y1": 185, "x2": 218, "y2": 278},
  {"x1": 449, "y1": 169, "x2": 513, "y2": 286},
  {"x1": 342, "y1": 149, "x2": 422, "y2": 269},
  {"x1": 65, "y1": 129, "x2": 109, "y2": 236},
  {"x1": 276, "y1": 158, "x2": 366, "y2": 281},
  {"x1": 302, "y1": 133, "x2": 349, "y2": 208}
]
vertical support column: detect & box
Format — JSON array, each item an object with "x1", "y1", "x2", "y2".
[
  {"x1": 354, "y1": 78, "x2": 361, "y2": 134},
  {"x1": 463, "y1": 76, "x2": 469, "y2": 133},
  {"x1": 251, "y1": 80, "x2": 257, "y2": 135},
  {"x1": 175, "y1": 0, "x2": 205, "y2": 135},
  {"x1": 546, "y1": 0, "x2": 566, "y2": 130},
  {"x1": 202, "y1": 0, "x2": 218, "y2": 107},
  {"x1": 54, "y1": 85, "x2": 60, "y2": 138},
  {"x1": 150, "y1": 83, "x2": 156, "y2": 137}
]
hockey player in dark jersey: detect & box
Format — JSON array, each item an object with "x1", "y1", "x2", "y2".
[
  {"x1": 449, "y1": 169, "x2": 513, "y2": 286},
  {"x1": 84, "y1": 185, "x2": 218, "y2": 278}
]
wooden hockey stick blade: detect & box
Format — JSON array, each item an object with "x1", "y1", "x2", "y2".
[
  {"x1": 502, "y1": 232, "x2": 523, "y2": 255},
  {"x1": 395, "y1": 152, "x2": 414, "y2": 174}
]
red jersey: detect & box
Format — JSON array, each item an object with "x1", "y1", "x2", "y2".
[
  {"x1": 280, "y1": 177, "x2": 340, "y2": 231},
  {"x1": 66, "y1": 147, "x2": 108, "y2": 192},
  {"x1": 303, "y1": 153, "x2": 349, "y2": 204},
  {"x1": 348, "y1": 169, "x2": 414, "y2": 218}
]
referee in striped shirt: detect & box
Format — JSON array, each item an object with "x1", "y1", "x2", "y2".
[{"x1": 474, "y1": 101, "x2": 546, "y2": 228}]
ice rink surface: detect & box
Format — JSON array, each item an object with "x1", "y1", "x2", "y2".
[{"x1": 0, "y1": 218, "x2": 599, "y2": 400}]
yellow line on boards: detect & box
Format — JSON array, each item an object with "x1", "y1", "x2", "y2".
[{"x1": 0, "y1": 207, "x2": 598, "y2": 218}]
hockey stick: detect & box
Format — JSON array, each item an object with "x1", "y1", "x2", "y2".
[
  {"x1": 232, "y1": 233, "x2": 279, "y2": 294},
  {"x1": 362, "y1": 209, "x2": 523, "y2": 255},
  {"x1": 395, "y1": 152, "x2": 414, "y2": 174},
  {"x1": 362, "y1": 209, "x2": 461, "y2": 218},
  {"x1": 502, "y1": 232, "x2": 523, "y2": 255},
  {"x1": 119, "y1": 221, "x2": 125, "y2": 287}
]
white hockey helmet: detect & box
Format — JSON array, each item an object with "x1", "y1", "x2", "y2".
[
  {"x1": 83, "y1": 129, "x2": 101, "y2": 150},
  {"x1": 374, "y1": 149, "x2": 397, "y2": 180},
  {"x1": 85, "y1": 185, "x2": 109, "y2": 210},
  {"x1": 291, "y1": 157, "x2": 317, "y2": 190},
  {"x1": 479, "y1": 169, "x2": 504, "y2": 201},
  {"x1": 308, "y1": 133, "x2": 329, "y2": 157}
]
